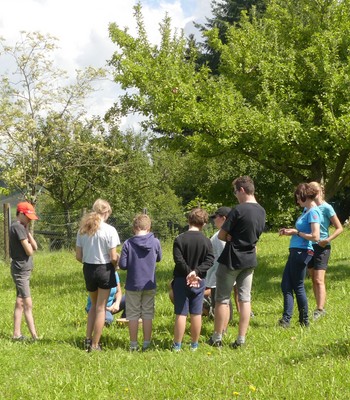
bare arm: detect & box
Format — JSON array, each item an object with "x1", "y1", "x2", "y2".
[
  {"x1": 218, "y1": 228, "x2": 229, "y2": 241},
  {"x1": 26, "y1": 231, "x2": 38, "y2": 251},
  {"x1": 21, "y1": 238, "x2": 35, "y2": 256},
  {"x1": 109, "y1": 247, "x2": 120, "y2": 268},
  {"x1": 76, "y1": 246, "x2": 83, "y2": 262},
  {"x1": 318, "y1": 214, "x2": 343, "y2": 247}
]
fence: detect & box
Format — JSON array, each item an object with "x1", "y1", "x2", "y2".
[{"x1": 2, "y1": 204, "x2": 195, "y2": 257}]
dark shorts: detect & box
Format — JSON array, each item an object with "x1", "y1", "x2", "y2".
[
  {"x1": 11, "y1": 267, "x2": 32, "y2": 298},
  {"x1": 308, "y1": 244, "x2": 331, "y2": 271},
  {"x1": 83, "y1": 263, "x2": 117, "y2": 292},
  {"x1": 172, "y1": 277, "x2": 206, "y2": 316}
]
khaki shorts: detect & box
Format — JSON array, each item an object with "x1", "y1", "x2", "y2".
[
  {"x1": 125, "y1": 289, "x2": 156, "y2": 320},
  {"x1": 215, "y1": 264, "x2": 254, "y2": 304}
]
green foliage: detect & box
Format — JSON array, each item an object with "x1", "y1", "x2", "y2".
[
  {"x1": 108, "y1": 0, "x2": 350, "y2": 205},
  {"x1": 1, "y1": 230, "x2": 350, "y2": 398},
  {"x1": 0, "y1": 32, "x2": 107, "y2": 205}
]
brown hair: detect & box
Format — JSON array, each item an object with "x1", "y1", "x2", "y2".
[
  {"x1": 294, "y1": 183, "x2": 318, "y2": 204},
  {"x1": 79, "y1": 199, "x2": 112, "y2": 236},
  {"x1": 188, "y1": 207, "x2": 209, "y2": 228},
  {"x1": 232, "y1": 176, "x2": 255, "y2": 195},
  {"x1": 133, "y1": 214, "x2": 151, "y2": 232}
]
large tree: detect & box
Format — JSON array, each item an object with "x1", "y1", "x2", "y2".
[{"x1": 108, "y1": 0, "x2": 350, "y2": 201}]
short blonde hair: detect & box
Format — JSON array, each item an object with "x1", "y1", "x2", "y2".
[{"x1": 133, "y1": 214, "x2": 151, "y2": 232}]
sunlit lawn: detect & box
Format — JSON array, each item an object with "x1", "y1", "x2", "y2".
[{"x1": 0, "y1": 229, "x2": 350, "y2": 399}]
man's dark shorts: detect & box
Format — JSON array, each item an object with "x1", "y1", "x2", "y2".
[
  {"x1": 172, "y1": 277, "x2": 206, "y2": 316},
  {"x1": 83, "y1": 263, "x2": 117, "y2": 292}
]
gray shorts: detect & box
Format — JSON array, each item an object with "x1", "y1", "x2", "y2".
[
  {"x1": 215, "y1": 263, "x2": 254, "y2": 304},
  {"x1": 11, "y1": 267, "x2": 32, "y2": 298},
  {"x1": 125, "y1": 289, "x2": 156, "y2": 320}
]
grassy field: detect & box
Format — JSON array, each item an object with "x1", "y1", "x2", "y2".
[{"x1": 0, "y1": 229, "x2": 350, "y2": 399}]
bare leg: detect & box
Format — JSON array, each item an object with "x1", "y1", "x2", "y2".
[
  {"x1": 312, "y1": 269, "x2": 326, "y2": 310},
  {"x1": 238, "y1": 301, "x2": 251, "y2": 337},
  {"x1": 13, "y1": 297, "x2": 24, "y2": 338},
  {"x1": 86, "y1": 291, "x2": 97, "y2": 339},
  {"x1": 214, "y1": 303, "x2": 229, "y2": 334},
  {"x1": 91, "y1": 288, "x2": 109, "y2": 348},
  {"x1": 174, "y1": 315, "x2": 187, "y2": 343},
  {"x1": 128, "y1": 320, "x2": 139, "y2": 342},
  {"x1": 190, "y1": 314, "x2": 202, "y2": 343},
  {"x1": 233, "y1": 285, "x2": 240, "y2": 313},
  {"x1": 142, "y1": 319, "x2": 152, "y2": 342},
  {"x1": 23, "y1": 297, "x2": 37, "y2": 338}
]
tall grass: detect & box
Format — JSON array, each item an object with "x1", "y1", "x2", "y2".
[{"x1": 1, "y1": 230, "x2": 350, "y2": 399}]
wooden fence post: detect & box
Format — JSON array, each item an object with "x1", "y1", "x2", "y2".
[{"x1": 3, "y1": 203, "x2": 10, "y2": 261}]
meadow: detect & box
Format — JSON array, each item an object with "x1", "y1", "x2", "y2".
[{"x1": 0, "y1": 230, "x2": 350, "y2": 399}]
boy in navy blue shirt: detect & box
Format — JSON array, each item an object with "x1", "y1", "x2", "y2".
[{"x1": 119, "y1": 214, "x2": 162, "y2": 351}]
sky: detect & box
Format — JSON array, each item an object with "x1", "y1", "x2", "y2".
[{"x1": 0, "y1": 0, "x2": 213, "y2": 129}]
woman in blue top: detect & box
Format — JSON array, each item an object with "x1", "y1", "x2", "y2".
[
  {"x1": 278, "y1": 183, "x2": 321, "y2": 328},
  {"x1": 307, "y1": 182, "x2": 343, "y2": 320}
]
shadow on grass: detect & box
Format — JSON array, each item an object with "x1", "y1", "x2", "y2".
[{"x1": 280, "y1": 338, "x2": 350, "y2": 365}]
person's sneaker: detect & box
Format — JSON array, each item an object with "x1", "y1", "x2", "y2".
[
  {"x1": 142, "y1": 345, "x2": 151, "y2": 352},
  {"x1": 89, "y1": 344, "x2": 102, "y2": 352},
  {"x1": 230, "y1": 340, "x2": 244, "y2": 349},
  {"x1": 207, "y1": 337, "x2": 222, "y2": 347},
  {"x1": 300, "y1": 320, "x2": 310, "y2": 328},
  {"x1": 313, "y1": 309, "x2": 326, "y2": 321},
  {"x1": 278, "y1": 318, "x2": 290, "y2": 328},
  {"x1": 171, "y1": 343, "x2": 181, "y2": 352},
  {"x1": 12, "y1": 335, "x2": 27, "y2": 341},
  {"x1": 84, "y1": 338, "x2": 92, "y2": 351},
  {"x1": 190, "y1": 343, "x2": 199, "y2": 352},
  {"x1": 129, "y1": 345, "x2": 139, "y2": 352}
]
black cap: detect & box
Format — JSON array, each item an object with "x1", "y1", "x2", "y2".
[{"x1": 210, "y1": 206, "x2": 231, "y2": 219}]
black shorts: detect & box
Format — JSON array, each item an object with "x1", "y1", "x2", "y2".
[
  {"x1": 83, "y1": 263, "x2": 116, "y2": 292},
  {"x1": 308, "y1": 244, "x2": 331, "y2": 271}
]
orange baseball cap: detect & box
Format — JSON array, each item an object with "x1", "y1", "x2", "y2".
[{"x1": 17, "y1": 202, "x2": 39, "y2": 220}]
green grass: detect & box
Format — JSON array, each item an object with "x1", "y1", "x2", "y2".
[{"x1": 1, "y1": 230, "x2": 350, "y2": 399}]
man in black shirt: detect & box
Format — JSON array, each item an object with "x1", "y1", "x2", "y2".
[{"x1": 208, "y1": 176, "x2": 266, "y2": 348}]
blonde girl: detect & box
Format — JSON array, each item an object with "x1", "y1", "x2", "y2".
[{"x1": 76, "y1": 199, "x2": 120, "y2": 351}]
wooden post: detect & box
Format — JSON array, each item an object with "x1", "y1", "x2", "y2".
[{"x1": 3, "y1": 203, "x2": 10, "y2": 261}]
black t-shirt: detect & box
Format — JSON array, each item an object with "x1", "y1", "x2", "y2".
[
  {"x1": 173, "y1": 230, "x2": 214, "y2": 278},
  {"x1": 9, "y1": 221, "x2": 33, "y2": 271},
  {"x1": 218, "y1": 202, "x2": 266, "y2": 269}
]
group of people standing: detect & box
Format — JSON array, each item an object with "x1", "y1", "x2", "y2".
[{"x1": 8, "y1": 176, "x2": 342, "y2": 352}]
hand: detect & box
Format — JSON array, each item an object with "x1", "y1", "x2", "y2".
[
  {"x1": 186, "y1": 271, "x2": 201, "y2": 288},
  {"x1": 318, "y1": 239, "x2": 329, "y2": 248},
  {"x1": 279, "y1": 228, "x2": 296, "y2": 236}
]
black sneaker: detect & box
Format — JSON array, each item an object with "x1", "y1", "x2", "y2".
[
  {"x1": 230, "y1": 340, "x2": 244, "y2": 349},
  {"x1": 300, "y1": 320, "x2": 309, "y2": 328},
  {"x1": 278, "y1": 318, "x2": 290, "y2": 328},
  {"x1": 207, "y1": 337, "x2": 222, "y2": 347},
  {"x1": 84, "y1": 338, "x2": 92, "y2": 351}
]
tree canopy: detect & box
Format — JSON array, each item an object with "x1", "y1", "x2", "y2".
[{"x1": 108, "y1": 0, "x2": 350, "y2": 201}]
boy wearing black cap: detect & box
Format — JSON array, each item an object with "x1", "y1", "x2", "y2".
[{"x1": 10, "y1": 202, "x2": 39, "y2": 340}]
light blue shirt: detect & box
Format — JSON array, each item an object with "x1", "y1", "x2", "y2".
[
  {"x1": 317, "y1": 202, "x2": 336, "y2": 241},
  {"x1": 290, "y1": 207, "x2": 321, "y2": 250}
]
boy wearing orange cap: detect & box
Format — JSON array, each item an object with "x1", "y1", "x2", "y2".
[{"x1": 9, "y1": 202, "x2": 39, "y2": 340}]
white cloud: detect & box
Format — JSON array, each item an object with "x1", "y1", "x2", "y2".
[{"x1": 0, "y1": 0, "x2": 212, "y2": 127}]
